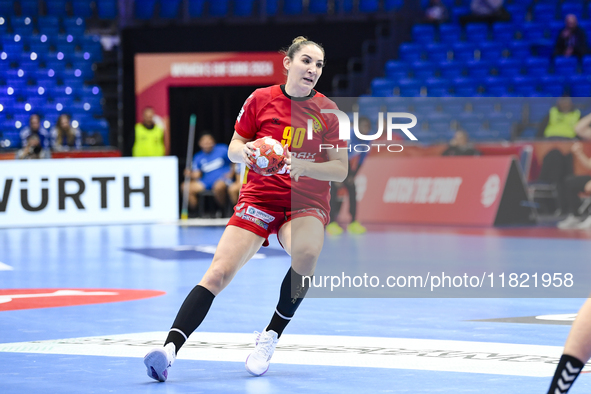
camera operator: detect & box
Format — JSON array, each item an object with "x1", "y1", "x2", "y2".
[{"x1": 15, "y1": 134, "x2": 50, "y2": 160}]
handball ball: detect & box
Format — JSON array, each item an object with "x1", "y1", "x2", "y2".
[{"x1": 251, "y1": 137, "x2": 286, "y2": 176}]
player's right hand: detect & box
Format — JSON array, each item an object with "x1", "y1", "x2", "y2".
[{"x1": 242, "y1": 141, "x2": 256, "y2": 169}]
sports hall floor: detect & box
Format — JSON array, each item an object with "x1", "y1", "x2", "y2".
[{"x1": 1, "y1": 222, "x2": 591, "y2": 393}]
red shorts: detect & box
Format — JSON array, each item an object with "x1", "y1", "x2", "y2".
[{"x1": 227, "y1": 201, "x2": 329, "y2": 247}]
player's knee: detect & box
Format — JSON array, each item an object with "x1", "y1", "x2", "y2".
[
  {"x1": 201, "y1": 268, "x2": 228, "y2": 294},
  {"x1": 291, "y1": 246, "x2": 321, "y2": 275}
]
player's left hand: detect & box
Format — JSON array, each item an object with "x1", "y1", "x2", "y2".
[{"x1": 284, "y1": 145, "x2": 307, "y2": 182}]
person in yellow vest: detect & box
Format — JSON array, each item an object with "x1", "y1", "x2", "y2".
[
  {"x1": 537, "y1": 97, "x2": 581, "y2": 139},
  {"x1": 132, "y1": 106, "x2": 170, "y2": 156}
]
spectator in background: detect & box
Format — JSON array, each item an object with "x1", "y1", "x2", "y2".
[
  {"x1": 538, "y1": 97, "x2": 581, "y2": 139},
  {"x1": 557, "y1": 142, "x2": 591, "y2": 229},
  {"x1": 460, "y1": 0, "x2": 510, "y2": 25},
  {"x1": 424, "y1": 0, "x2": 449, "y2": 24},
  {"x1": 442, "y1": 130, "x2": 481, "y2": 156},
  {"x1": 20, "y1": 114, "x2": 50, "y2": 152},
  {"x1": 51, "y1": 113, "x2": 82, "y2": 151},
  {"x1": 132, "y1": 106, "x2": 169, "y2": 157},
  {"x1": 326, "y1": 116, "x2": 372, "y2": 236},
  {"x1": 16, "y1": 134, "x2": 45, "y2": 160},
  {"x1": 182, "y1": 133, "x2": 233, "y2": 215},
  {"x1": 554, "y1": 14, "x2": 587, "y2": 59}
]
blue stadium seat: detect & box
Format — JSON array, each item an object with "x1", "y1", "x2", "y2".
[
  {"x1": 582, "y1": 56, "x2": 591, "y2": 75},
  {"x1": 425, "y1": 78, "x2": 450, "y2": 97},
  {"x1": 399, "y1": 43, "x2": 422, "y2": 62},
  {"x1": 19, "y1": 0, "x2": 38, "y2": 15},
  {"x1": 411, "y1": 61, "x2": 436, "y2": 81},
  {"x1": 209, "y1": 0, "x2": 228, "y2": 16},
  {"x1": 46, "y1": 0, "x2": 67, "y2": 16},
  {"x1": 453, "y1": 77, "x2": 477, "y2": 96},
  {"x1": 265, "y1": 0, "x2": 278, "y2": 15},
  {"x1": 135, "y1": 0, "x2": 156, "y2": 19},
  {"x1": 533, "y1": 4, "x2": 556, "y2": 23},
  {"x1": 549, "y1": 21, "x2": 564, "y2": 42},
  {"x1": 554, "y1": 56, "x2": 578, "y2": 74},
  {"x1": 11, "y1": 16, "x2": 34, "y2": 34},
  {"x1": 451, "y1": 6, "x2": 469, "y2": 23},
  {"x1": 512, "y1": 76, "x2": 538, "y2": 97},
  {"x1": 483, "y1": 77, "x2": 509, "y2": 97},
  {"x1": 466, "y1": 60, "x2": 492, "y2": 79},
  {"x1": 384, "y1": 61, "x2": 409, "y2": 80},
  {"x1": 234, "y1": 0, "x2": 255, "y2": 16},
  {"x1": 97, "y1": 0, "x2": 118, "y2": 19},
  {"x1": 397, "y1": 78, "x2": 422, "y2": 97},
  {"x1": 465, "y1": 23, "x2": 488, "y2": 43},
  {"x1": 470, "y1": 99, "x2": 496, "y2": 114},
  {"x1": 522, "y1": 22, "x2": 547, "y2": 42},
  {"x1": 63, "y1": 17, "x2": 86, "y2": 36},
  {"x1": 371, "y1": 78, "x2": 395, "y2": 96},
  {"x1": 159, "y1": 0, "x2": 182, "y2": 18},
  {"x1": 438, "y1": 24, "x2": 461, "y2": 45},
  {"x1": 72, "y1": 0, "x2": 93, "y2": 17},
  {"x1": 425, "y1": 43, "x2": 449, "y2": 62},
  {"x1": 561, "y1": 3, "x2": 583, "y2": 20},
  {"x1": 496, "y1": 58, "x2": 522, "y2": 77},
  {"x1": 452, "y1": 42, "x2": 476, "y2": 62},
  {"x1": 359, "y1": 0, "x2": 378, "y2": 13},
  {"x1": 488, "y1": 119, "x2": 513, "y2": 139},
  {"x1": 439, "y1": 61, "x2": 463, "y2": 79},
  {"x1": 412, "y1": 24, "x2": 436, "y2": 45},
  {"x1": 0, "y1": 1, "x2": 14, "y2": 15},
  {"x1": 478, "y1": 41, "x2": 503, "y2": 61},
  {"x1": 308, "y1": 0, "x2": 327, "y2": 14},
  {"x1": 568, "y1": 75, "x2": 591, "y2": 97},
  {"x1": 492, "y1": 22, "x2": 515, "y2": 43},
  {"x1": 384, "y1": 0, "x2": 403, "y2": 11},
  {"x1": 456, "y1": 112, "x2": 484, "y2": 132},
  {"x1": 508, "y1": 41, "x2": 531, "y2": 58},
  {"x1": 525, "y1": 57, "x2": 550, "y2": 77},
  {"x1": 284, "y1": 0, "x2": 303, "y2": 15}
]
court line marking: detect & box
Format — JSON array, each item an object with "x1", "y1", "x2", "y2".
[
  {"x1": 0, "y1": 331, "x2": 584, "y2": 377},
  {"x1": 0, "y1": 262, "x2": 13, "y2": 271}
]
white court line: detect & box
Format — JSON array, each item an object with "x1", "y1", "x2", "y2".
[
  {"x1": 0, "y1": 331, "x2": 584, "y2": 377},
  {"x1": 0, "y1": 262, "x2": 13, "y2": 271}
]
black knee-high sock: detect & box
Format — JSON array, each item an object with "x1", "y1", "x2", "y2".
[
  {"x1": 164, "y1": 285, "x2": 215, "y2": 353},
  {"x1": 266, "y1": 268, "x2": 311, "y2": 338},
  {"x1": 547, "y1": 354, "x2": 585, "y2": 394}
]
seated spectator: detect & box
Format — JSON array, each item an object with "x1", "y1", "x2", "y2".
[
  {"x1": 51, "y1": 114, "x2": 82, "y2": 151},
  {"x1": 442, "y1": 130, "x2": 481, "y2": 156},
  {"x1": 20, "y1": 114, "x2": 50, "y2": 151},
  {"x1": 424, "y1": 0, "x2": 449, "y2": 24},
  {"x1": 15, "y1": 134, "x2": 47, "y2": 160},
  {"x1": 537, "y1": 97, "x2": 581, "y2": 139},
  {"x1": 557, "y1": 142, "x2": 591, "y2": 229},
  {"x1": 182, "y1": 133, "x2": 233, "y2": 216},
  {"x1": 554, "y1": 14, "x2": 587, "y2": 59},
  {"x1": 132, "y1": 106, "x2": 169, "y2": 157},
  {"x1": 460, "y1": 0, "x2": 510, "y2": 25}
]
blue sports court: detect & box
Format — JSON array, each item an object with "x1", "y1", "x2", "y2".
[{"x1": 1, "y1": 223, "x2": 590, "y2": 393}]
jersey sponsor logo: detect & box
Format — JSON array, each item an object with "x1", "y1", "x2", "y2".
[
  {"x1": 246, "y1": 206, "x2": 275, "y2": 223},
  {"x1": 271, "y1": 117, "x2": 281, "y2": 125},
  {"x1": 293, "y1": 152, "x2": 317, "y2": 161},
  {"x1": 382, "y1": 177, "x2": 463, "y2": 204},
  {"x1": 240, "y1": 213, "x2": 269, "y2": 230},
  {"x1": 294, "y1": 207, "x2": 328, "y2": 222},
  {"x1": 481, "y1": 174, "x2": 501, "y2": 208},
  {"x1": 0, "y1": 289, "x2": 165, "y2": 311}
]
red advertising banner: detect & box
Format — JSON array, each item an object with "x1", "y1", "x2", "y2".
[
  {"x1": 134, "y1": 52, "x2": 285, "y2": 129},
  {"x1": 356, "y1": 156, "x2": 529, "y2": 226}
]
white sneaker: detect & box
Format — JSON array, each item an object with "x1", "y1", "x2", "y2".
[
  {"x1": 245, "y1": 330, "x2": 279, "y2": 376},
  {"x1": 144, "y1": 342, "x2": 176, "y2": 382},
  {"x1": 557, "y1": 214, "x2": 583, "y2": 229},
  {"x1": 575, "y1": 216, "x2": 591, "y2": 229}
]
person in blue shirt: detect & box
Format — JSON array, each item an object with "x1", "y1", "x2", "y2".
[
  {"x1": 183, "y1": 133, "x2": 233, "y2": 214},
  {"x1": 326, "y1": 116, "x2": 371, "y2": 235},
  {"x1": 20, "y1": 114, "x2": 50, "y2": 153}
]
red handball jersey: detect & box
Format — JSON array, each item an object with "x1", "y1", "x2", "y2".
[{"x1": 234, "y1": 84, "x2": 346, "y2": 214}]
